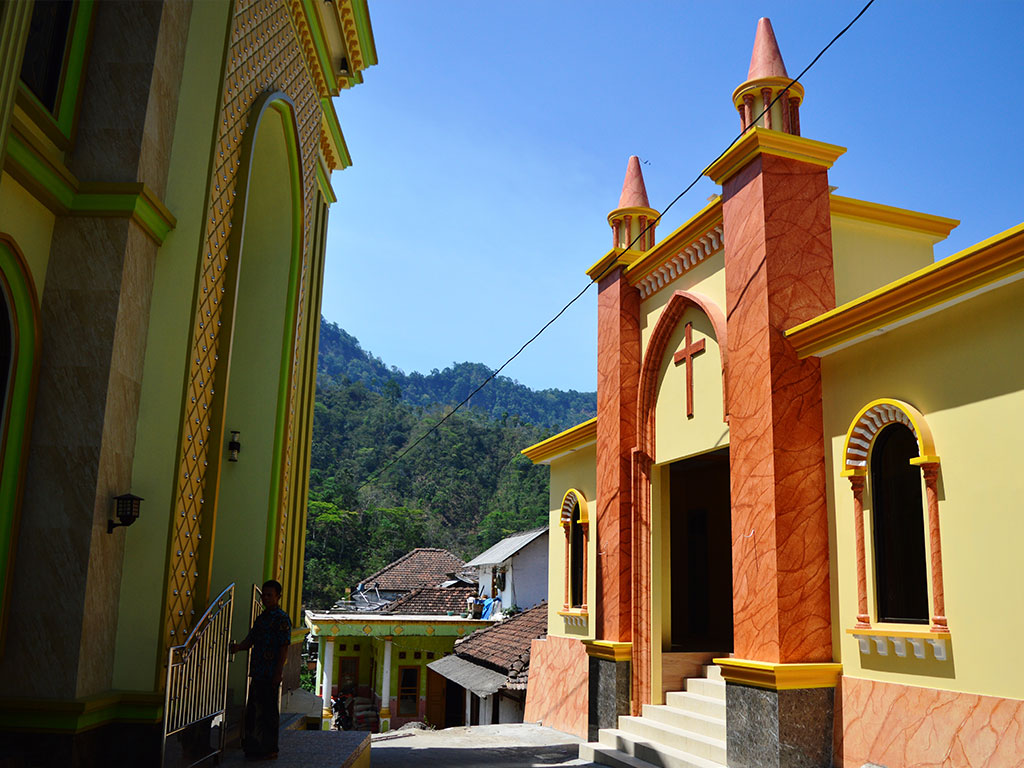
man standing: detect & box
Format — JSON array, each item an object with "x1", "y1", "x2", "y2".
[{"x1": 230, "y1": 579, "x2": 291, "y2": 760}]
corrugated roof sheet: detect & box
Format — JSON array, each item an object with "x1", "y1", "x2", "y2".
[
  {"x1": 426, "y1": 654, "x2": 508, "y2": 698},
  {"x1": 463, "y1": 528, "x2": 547, "y2": 568}
]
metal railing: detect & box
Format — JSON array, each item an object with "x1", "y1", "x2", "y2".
[
  {"x1": 161, "y1": 583, "x2": 235, "y2": 768},
  {"x1": 245, "y1": 584, "x2": 264, "y2": 702}
]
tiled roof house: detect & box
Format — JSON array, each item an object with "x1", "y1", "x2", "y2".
[{"x1": 357, "y1": 548, "x2": 465, "y2": 602}]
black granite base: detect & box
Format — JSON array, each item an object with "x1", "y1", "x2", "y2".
[
  {"x1": 587, "y1": 656, "x2": 630, "y2": 741},
  {"x1": 726, "y1": 683, "x2": 834, "y2": 768}
]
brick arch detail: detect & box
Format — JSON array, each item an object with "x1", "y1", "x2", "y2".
[{"x1": 630, "y1": 289, "x2": 728, "y2": 714}]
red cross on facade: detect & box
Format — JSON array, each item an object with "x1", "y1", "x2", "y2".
[{"x1": 673, "y1": 322, "x2": 705, "y2": 418}]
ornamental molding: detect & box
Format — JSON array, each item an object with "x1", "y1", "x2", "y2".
[
  {"x1": 287, "y1": 0, "x2": 329, "y2": 98},
  {"x1": 635, "y1": 224, "x2": 724, "y2": 299}
]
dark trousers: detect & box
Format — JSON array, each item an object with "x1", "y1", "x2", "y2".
[{"x1": 243, "y1": 678, "x2": 280, "y2": 757}]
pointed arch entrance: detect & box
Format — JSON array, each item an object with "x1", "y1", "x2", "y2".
[
  {"x1": 631, "y1": 290, "x2": 730, "y2": 712},
  {"x1": 196, "y1": 93, "x2": 304, "y2": 702}
]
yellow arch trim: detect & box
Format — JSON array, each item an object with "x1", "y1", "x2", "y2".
[
  {"x1": 841, "y1": 398, "x2": 939, "y2": 477},
  {"x1": 560, "y1": 488, "x2": 589, "y2": 526}
]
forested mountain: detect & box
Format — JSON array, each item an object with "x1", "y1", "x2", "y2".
[
  {"x1": 317, "y1": 318, "x2": 596, "y2": 429},
  {"x1": 303, "y1": 319, "x2": 596, "y2": 609}
]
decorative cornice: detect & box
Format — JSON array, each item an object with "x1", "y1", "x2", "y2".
[
  {"x1": 338, "y1": 0, "x2": 377, "y2": 86},
  {"x1": 628, "y1": 224, "x2": 723, "y2": 300},
  {"x1": 522, "y1": 418, "x2": 597, "y2": 465},
  {"x1": 5, "y1": 132, "x2": 176, "y2": 244},
  {"x1": 830, "y1": 194, "x2": 958, "y2": 240},
  {"x1": 584, "y1": 640, "x2": 631, "y2": 662},
  {"x1": 713, "y1": 658, "x2": 843, "y2": 691},
  {"x1": 287, "y1": 0, "x2": 330, "y2": 98},
  {"x1": 585, "y1": 248, "x2": 645, "y2": 282},
  {"x1": 785, "y1": 221, "x2": 1024, "y2": 358},
  {"x1": 704, "y1": 127, "x2": 846, "y2": 185},
  {"x1": 320, "y1": 98, "x2": 351, "y2": 170}
]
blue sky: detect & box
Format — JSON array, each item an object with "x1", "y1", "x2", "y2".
[{"x1": 323, "y1": 1, "x2": 1024, "y2": 393}]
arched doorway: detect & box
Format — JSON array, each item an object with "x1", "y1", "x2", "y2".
[{"x1": 206, "y1": 96, "x2": 303, "y2": 703}]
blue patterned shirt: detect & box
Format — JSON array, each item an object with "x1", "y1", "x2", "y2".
[{"x1": 245, "y1": 607, "x2": 291, "y2": 680}]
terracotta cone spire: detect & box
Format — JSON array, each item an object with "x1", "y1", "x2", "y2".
[
  {"x1": 608, "y1": 156, "x2": 658, "y2": 252},
  {"x1": 618, "y1": 155, "x2": 650, "y2": 209},
  {"x1": 747, "y1": 17, "x2": 788, "y2": 80}
]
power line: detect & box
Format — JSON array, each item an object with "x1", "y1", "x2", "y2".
[{"x1": 355, "y1": 0, "x2": 876, "y2": 492}]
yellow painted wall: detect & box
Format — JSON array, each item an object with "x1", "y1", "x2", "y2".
[
  {"x1": 651, "y1": 307, "x2": 728, "y2": 465},
  {"x1": 0, "y1": 172, "x2": 53, "y2": 302},
  {"x1": 823, "y1": 278, "x2": 1024, "y2": 701},
  {"x1": 114, "y1": 0, "x2": 233, "y2": 691},
  {"x1": 545, "y1": 444, "x2": 597, "y2": 641},
  {"x1": 830, "y1": 215, "x2": 939, "y2": 306},
  {"x1": 638, "y1": 251, "x2": 726, "y2": 353}
]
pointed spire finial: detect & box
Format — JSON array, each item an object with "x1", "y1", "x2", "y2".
[
  {"x1": 618, "y1": 156, "x2": 650, "y2": 209},
  {"x1": 747, "y1": 18, "x2": 788, "y2": 80},
  {"x1": 608, "y1": 156, "x2": 659, "y2": 252},
  {"x1": 732, "y1": 17, "x2": 803, "y2": 136}
]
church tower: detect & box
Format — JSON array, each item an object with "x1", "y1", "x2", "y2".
[{"x1": 705, "y1": 17, "x2": 845, "y2": 766}]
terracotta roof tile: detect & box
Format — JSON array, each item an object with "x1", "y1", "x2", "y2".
[
  {"x1": 358, "y1": 548, "x2": 465, "y2": 592},
  {"x1": 454, "y1": 602, "x2": 548, "y2": 676},
  {"x1": 382, "y1": 585, "x2": 477, "y2": 616}
]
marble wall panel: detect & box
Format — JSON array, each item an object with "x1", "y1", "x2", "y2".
[
  {"x1": 523, "y1": 635, "x2": 589, "y2": 740},
  {"x1": 728, "y1": 683, "x2": 834, "y2": 768},
  {"x1": 722, "y1": 153, "x2": 834, "y2": 664},
  {"x1": 595, "y1": 269, "x2": 640, "y2": 643},
  {"x1": 837, "y1": 676, "x2": 1024, "y2": 768}
]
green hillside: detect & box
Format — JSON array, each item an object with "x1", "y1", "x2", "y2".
[{"x1": 303, "y1": 319, "x2": 596, "y2": 609}]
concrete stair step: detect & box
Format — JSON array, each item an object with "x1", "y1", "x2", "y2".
[
  {"x1": 597, "y1": 728, "x2": 726, "y2": 768},
  {"x1": 684, "y1": 677, "x2": 726, "y2": 700},
  {"x1": 703, "y1": 664, "x2": 724, "y2": 681},
  {"x1": 664, "y1": 691, "x2": 727, "y2": 720},
  {"x1": 618, "y1": 716, "x2": 726, "y2": 764},
  {"x1": 641, "y1": 703, "x2": 726, "y2": 740},
  {"x1": 579, "y1": 741, "x2": 661, "y2": 768}
]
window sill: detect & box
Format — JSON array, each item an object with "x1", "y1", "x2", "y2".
[
  {"x1": 558, "y1": 609, "x2": 588, "y2": 628},
  {"x1": 846, "y1": 626, "x2": 950, "y2": 660}
]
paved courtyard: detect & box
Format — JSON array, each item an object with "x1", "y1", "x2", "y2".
[{"x1": 370, "y1": 723, "x2": 598, "y2": 768}]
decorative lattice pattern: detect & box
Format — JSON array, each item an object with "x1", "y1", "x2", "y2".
[{"x1": 164, "y1": 0, "x2": 323, "y2": 643}]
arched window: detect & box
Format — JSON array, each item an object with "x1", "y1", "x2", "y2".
[
  {"x1": 560, "y1": 489, "x2": 589, "y2": 612},
  {"x1": 870, "y1": 424, "x2": 928, "y2": 624}
]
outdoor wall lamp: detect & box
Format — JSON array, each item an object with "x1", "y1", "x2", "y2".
[
  {"x1": 228, "y1": 430, "x2": 241, "y2": 462},
  {"x1": 107, "y1": 493, "x2": 143, "y2": 534}
]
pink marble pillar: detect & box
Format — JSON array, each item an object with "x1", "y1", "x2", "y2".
[
  {"x1": 849, "y1": 475, "x2": 871, "y2": 628},
  {"x1": 721, "y1": 151, "x2": 836, "y2": 664},
  {"x1": 761, "y1": 88, "x2": 773, "y2": 129},
  {"x1": 596, "y1": 267, "x2": 640, "y2": 643},
  {"x1": 921, "y1": 463, "x2": 947, "y2": 631}
]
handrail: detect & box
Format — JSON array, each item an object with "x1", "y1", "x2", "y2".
[
  {"x1": 245, "y1": 584, "x2": 264, "y2": 704},
  {"x1": 161, "y1": 582, "x2": 235, "y2": 768}
]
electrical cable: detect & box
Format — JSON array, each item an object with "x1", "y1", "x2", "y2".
[{"x1": 356, "y1": 0, "x2": 876, "y2": 492}]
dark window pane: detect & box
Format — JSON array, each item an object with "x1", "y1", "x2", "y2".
[
  {"x1": 569, "y1": 503, "x2": 584, "y2": 607},
  {"x1": 871, "y1": 424, "x2": 929, "y2": 623},
  {"x1": 20, "y1": 1, "x2": 74, "y2": 112},
  {"x1": 398, "y1": 667, "x2": 418, "y2": 715}
]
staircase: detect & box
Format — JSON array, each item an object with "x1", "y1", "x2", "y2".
[{"x1": 579, "y1": 664, "x2": 727, "y2": 768}]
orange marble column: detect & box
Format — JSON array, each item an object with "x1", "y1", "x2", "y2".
[
  {"x1": 595, "y1": 266, "x2": 640, "y2": 643},
  {"x1": 718, "y1": 147, "x2": 837, "y2": 664},
  {"x1": 849, "y1": 476, "x2": 871, "y2": 628},
  {"x1": 921, "y1": 463, "x2": 947, "y2": 631}
]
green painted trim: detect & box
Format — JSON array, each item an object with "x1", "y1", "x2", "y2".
[
  {"x1": 308, "y1": 619, "x2": 493, "y2": 639},
  {"x1": 300, "y1": 0, "x2": 338, "y2": 94},
  {"x1": 55, "y1": 0, "x2": 95, "y2": 137},
  {"x1": 262, "y1": 98, "x2": 304, "y2": 582},
  {"x1": 315, "y1": 157, "x2": 336, "y2": 204},
  {"x1": 351, "y1": 0, "x2": 378, "y2": 67},
  {"x1": 5, "y1": 134, "x2": 177, "y2": 244},
  {"x1": 291, "y1": 626, "x2": 309, "y2": 643},
  {"x1": 0, "y1": 239, "x2": 40, "y2": 653},
  {"x1": 0, "y1": 691, "x2": 163, "y2": 733},
  {"x1": 320, "y1": 98, "x2": 351, "y2": 169}
]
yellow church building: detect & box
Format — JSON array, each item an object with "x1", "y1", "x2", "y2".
[
  {"x1": 523, "y1": 18, "x2": 1024, "y2": 768},
  {"x1": 0, "y1": 0, "x2": 374, "y2": 763}
]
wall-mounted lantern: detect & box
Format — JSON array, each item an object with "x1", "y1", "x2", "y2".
[
  {"x1": 108, "y1": 493, "x2": 143, "y2": 534},
  {"x1": 228, "y1": 430, "x2": 241, "y2": 462}
]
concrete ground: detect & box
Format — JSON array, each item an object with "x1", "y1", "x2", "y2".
[{"x1": 370, "y1": 723, "x2": 599, "y2": 767}]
